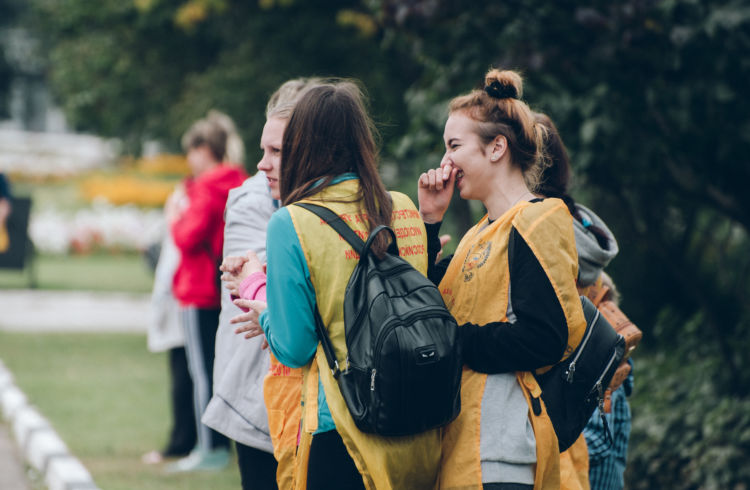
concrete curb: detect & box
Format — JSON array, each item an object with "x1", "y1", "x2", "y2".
[{"x1": 0, "y1": 359, "x2": 100, "y2": 490}]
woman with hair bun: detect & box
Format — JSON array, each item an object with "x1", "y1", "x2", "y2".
[{"x1": 418, "y1": 68, "x2": 587, "y2": 489}]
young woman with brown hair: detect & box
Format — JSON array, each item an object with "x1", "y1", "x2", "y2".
[
  {"x1": 241, "y1": 82, "x2": 441, "y2": 489},
  {"x1": 418, "y1": 68, "x2": 588, "y2": 489}
]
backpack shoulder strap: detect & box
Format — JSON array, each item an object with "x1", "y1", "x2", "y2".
[
  {"x1": 294, "y1": 202, "x2": 364, "y2": 256},
  {"x1": 313, "y1": 307, "x2": 341, "y2": 379},
  {"x1": 292, "y1": 202, "x2": 352, "y2": 378}
]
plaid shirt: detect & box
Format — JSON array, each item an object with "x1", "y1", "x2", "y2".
[{"x1": 583, "y1": 367, "x2": 633, "y2": 490}]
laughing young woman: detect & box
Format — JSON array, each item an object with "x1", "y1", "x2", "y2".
[{"x1": 418, "y1": 68, "x2": 587, "y2": 489}]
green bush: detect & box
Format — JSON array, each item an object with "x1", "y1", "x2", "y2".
[{"x1": 627, "y1": 350, "x2": 750, "y2": 489}]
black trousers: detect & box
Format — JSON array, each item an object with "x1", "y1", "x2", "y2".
[
  {"x1": 236, "y1": 442, "x2": 278, "y2": 490},
  {"x1": 162, "y1": 346, "x2": 196, "y2": 457},
  {"x1": 307, "y1": 430, "x2": 365, "y2": 490},
  {"x1": 182, "y1": 307, "x2": 229, "y2": 451}
]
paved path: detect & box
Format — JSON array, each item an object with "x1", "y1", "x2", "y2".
[
  {"x1": 0, "y1": 289, "x2": 150, "y2": 332},
  {"x1": 0, "y1": 423, "x2": 30, "y2": 490}
]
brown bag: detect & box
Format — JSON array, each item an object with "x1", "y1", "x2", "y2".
[
  {"x1": 583, "y1": 282, "x2": 642, "y2": 412},
  {"x1": 602, "y1": 362, "x2": 632, "y2": 411},
  {"x1": 584, "y1": 284, "x2": 642, "y2": 360}
]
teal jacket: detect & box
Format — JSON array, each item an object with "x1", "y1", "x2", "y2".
[{"x1": 259, "y1": 173, "x2": 359, "y2": 433}]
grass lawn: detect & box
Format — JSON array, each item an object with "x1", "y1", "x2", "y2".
[
  {"x1": 0, "y1": 253, "x2": 153, "y2": 293},
  {"x1": 0, "y1": 332, "x2": 241, "y2": 490}
]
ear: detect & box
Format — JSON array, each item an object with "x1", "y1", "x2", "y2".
[{"x1": 489, "y1": 135, "x2": 507, "y2": 163}]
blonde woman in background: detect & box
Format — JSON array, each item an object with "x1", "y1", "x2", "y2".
[{"x1": 205, "y1": 79, "x2": 322, "y2": 489}]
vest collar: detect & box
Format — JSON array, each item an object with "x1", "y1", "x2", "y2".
[{"x1": 311, "y1": 172, "x2": 358, "y2": 190}]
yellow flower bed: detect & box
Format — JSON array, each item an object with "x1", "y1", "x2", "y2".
[
  {"x1": 78, "y1": 154, "x2": 189, "y2": 207},
  {"x1": 131, "y1": 154, "x2": 190, "y2": 177},
  {"x1": 79, "y1": 175, "x2": 178, "y2": 207}
]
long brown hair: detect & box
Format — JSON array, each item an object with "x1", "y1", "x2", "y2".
[
  {"x1": 279, "y1": 82, "x2": 393, "y2": 255},
  {"x1": 535, "y1": 112, "x2": 611, "y2": 250}
]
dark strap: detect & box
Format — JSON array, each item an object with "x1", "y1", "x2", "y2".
[
  {"x1": 295, "y1": 202, "x2": 365, "y2": 256},
  {"x1": 294, "y1": 202, "x2": 358, "y2": 379},
  {"x1": 313, "y1": 307, "x2": 341, "y2": 379}
]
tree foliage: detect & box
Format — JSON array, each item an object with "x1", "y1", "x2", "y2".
[
  {"x1": 0, "y1": 0, "x2": 23, "y2": 118},
  {"x1": 26, "y1": 0, "x2": 417, "y2": 157}
]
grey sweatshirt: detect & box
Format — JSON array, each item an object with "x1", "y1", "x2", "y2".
[{"x1": 201, "y1": 173, "x2": 277, "y2": 452}]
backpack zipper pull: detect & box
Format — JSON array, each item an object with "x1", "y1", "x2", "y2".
[
  {"x1": 596, "y1": 382, "x2": 604, "y2": 411},
  {"x1": 565, "y1": 363, "x2": 576, "y2": 383},
  {"x1": 370, "y1": 369, "x2": 377, "y2": 391}
]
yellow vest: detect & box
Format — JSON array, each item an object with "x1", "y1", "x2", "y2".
[
  {"x1": 287, "y1": 178, "x2": 440, "y2": 490},
  {"x1": 437, "y1": 198, "x2": 587, "y2": 490},
  {"x1": 559, "y1": 434, "x2": 590, "y2": 490},
  {"x1": 263, "y1": 353, "x2": 303, "y2": 489},
  {"x1": 0, "y1": 223, "x2": 8, "y2": 253}
]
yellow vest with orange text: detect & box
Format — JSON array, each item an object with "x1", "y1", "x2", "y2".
[{"x1": 286, "y1": 178, "x2": 440, "y2": 490}]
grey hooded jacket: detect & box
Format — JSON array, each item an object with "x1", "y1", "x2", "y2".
[
  {"x1": 573, "y1": 203, "x2": 619, "y2": 287},
  {"x1": 201, "y1": 172, "x2": 277, "y2": 452}
]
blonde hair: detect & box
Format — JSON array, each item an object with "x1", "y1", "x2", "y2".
[
  {"x1": 449, "y1": 68, "x2": 548, "y2": 188},
  {"x1": 266, "y1": 77, "x2": 324, "y2": 121}
]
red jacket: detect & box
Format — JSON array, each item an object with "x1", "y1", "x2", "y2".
[{"x1": 171, "y1": 164, "x2": 247, "y2": 308}]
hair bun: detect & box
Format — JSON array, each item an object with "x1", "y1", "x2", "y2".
[{"x1": 484, "y1": 69, "x2": 522, "y2": 100}]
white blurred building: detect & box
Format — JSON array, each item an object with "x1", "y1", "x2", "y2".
[{"x1": 0, "y1": 27, "x2": 117, "y2": 176}]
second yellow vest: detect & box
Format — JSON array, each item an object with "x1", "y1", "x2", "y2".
[{"x1": 438, "y1": 198, "x2": 586, "y2": 490}]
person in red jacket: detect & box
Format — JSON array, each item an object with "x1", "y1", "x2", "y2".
[{"x1": 167, "y1": 114, "x2": 247, "y2": 472}]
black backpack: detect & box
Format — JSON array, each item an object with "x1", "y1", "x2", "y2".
[
  {"x1": 533, "y1": 296, "x2": 626, "y2": 451},
  {"x1": 295, "y1": 202, "x2": 462, "y2": 437}
]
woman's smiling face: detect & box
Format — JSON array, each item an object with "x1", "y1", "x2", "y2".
[{"x1": 442, "y1": 112, "x2": 497, "y2": 202}]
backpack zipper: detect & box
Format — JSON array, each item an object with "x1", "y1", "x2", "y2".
[
  {"x1": 564, "y1": 309, "x2": 601, "y2": 383},
  {"x1": 347, "y1": 262, "x2": 415, "y2": 330},
  {"x1": 371, "y1": 307, "x2": 455, "y2": 382},
  {"x1": 591, "y1": 347, "x2": 620, "y2": 399}
]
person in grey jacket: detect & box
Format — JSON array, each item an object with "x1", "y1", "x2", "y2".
[
  {"x1": 202, "y1": 78, "x2": 322, "y2": 490},
  {"x1": 201, "y1": 171, "x2": 278, "y2": 486}
]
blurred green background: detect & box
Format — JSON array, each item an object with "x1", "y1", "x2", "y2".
[{"x1": 1, "y1": 0, "x2": 749, "y2": 488}]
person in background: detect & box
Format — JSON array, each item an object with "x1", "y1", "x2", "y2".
[
  {"x1": 533, "y1": 112, "x2": 632, "y2": 490},
  {"x1": 167, "y1": 114, "x2": 246, "y2": 472},
  {"x1": 202, "y1": 79, "x2": 320, "y2": 490},
  {"x1": 418, "y1": 68, "x2": 587, "y2": 489},
  {"x1": 239, "y1": 81, "x2": 441, "y2": 489},
  {"x1": 207, "y1": 109, "x2": 246, "y2": 165},
  {"x1": 0, "y1": 172, "x2": 12, "y2": 253},
  {"x1": 141, "y1": 183, "x2": 196, "y2": 466}
]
